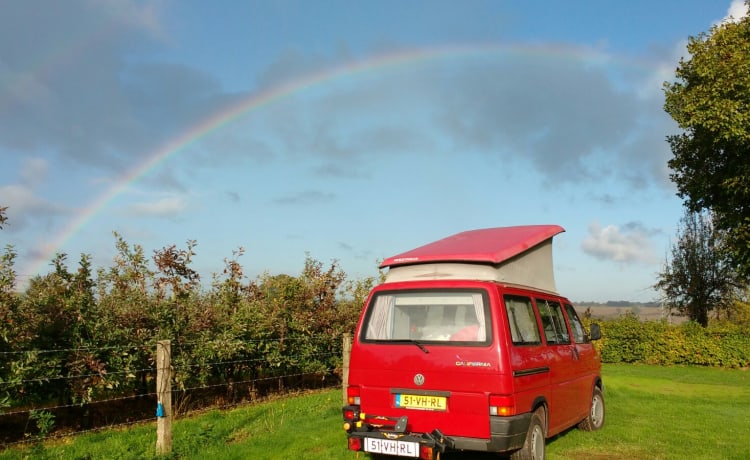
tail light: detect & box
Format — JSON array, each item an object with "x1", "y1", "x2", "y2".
[
  {"x1": 347, "y1": 437, "x2": 362, "y2": 452},
  {"x1": 419, "y1": 445, "x2": 434, "y2": 459},
  {"x1": 346, "y1": 386, "x2": 361, "y2": 406},
  {"x1": 489, "y1": 394, "x2": 515, "y2": 416}
]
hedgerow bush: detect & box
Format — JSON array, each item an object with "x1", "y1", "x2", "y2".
[
  {"x1": 0, "y1": 235, "x2": 371, "y2": 416},
  {"x1": 590, "y1": 314, "x2": 750, "y2": 368}
]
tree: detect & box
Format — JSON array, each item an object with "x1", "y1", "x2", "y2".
[
  {"x1": 0, "y1": 207, "x2": 17, "y2": 355},
  {"x1": 663, "y1": 4, "x2": 750, "y2": 278},
  {"x1": 655, "y1": 210, "x2": 741, "y2": 326}
]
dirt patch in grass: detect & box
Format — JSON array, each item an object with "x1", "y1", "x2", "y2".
[{"x1": 226, "y1": 427, "x2": 252, "y2": 444}]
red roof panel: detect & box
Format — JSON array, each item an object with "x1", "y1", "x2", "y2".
[{"x1": 380, "y1": 225, "x2": 565, "y2": 268}]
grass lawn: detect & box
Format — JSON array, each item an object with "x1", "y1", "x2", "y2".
[
  {"x1": 1, "y1": 364, "x2": 748, "y2": 459},
  {"x1": 544, "y1": 364, "x2": 750, "y2": 460}
]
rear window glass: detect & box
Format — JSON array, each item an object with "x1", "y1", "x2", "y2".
[{"x1": 362, "y1": 289, "x2": 491, "y2": 345}]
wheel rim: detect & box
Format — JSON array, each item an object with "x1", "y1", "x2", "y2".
[
  {"x1": 530, "y1": 423, "x2": 545, "y2": 459},
  {"x1": 591, "y1": 394, "x2": 604, "y2": 427}
]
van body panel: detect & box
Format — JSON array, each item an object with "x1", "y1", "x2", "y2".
[
  {"x1": 508, "y1": 345, "x2": 551, "y2": 415},
  {"x1": 380, "y1": 225, "x2": 565, "y2": 267},
  {"x1": 343, "y1": 226, "x2": 603, "y2": 457},
  {"x1": 351, "y1": 281, "x2": 509, "y2": 439}
]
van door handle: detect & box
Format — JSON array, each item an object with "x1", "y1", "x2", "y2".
[{"x1": 570, "y1": 346, "x2": 579, "y2": 360}]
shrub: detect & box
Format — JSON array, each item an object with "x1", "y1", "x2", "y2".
[{"x1": 591, "y1": 316, "x2": 750, "y2": 368}]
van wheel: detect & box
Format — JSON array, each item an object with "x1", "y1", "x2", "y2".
[
  {"x1": 578, "y1": 387, "x2": 605, "y2": 431},
  {"x1": 510, "y1": 408, "x2": 545, "y2": 460}
]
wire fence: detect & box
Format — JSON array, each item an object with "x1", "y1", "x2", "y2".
[{"x1": 0, "y1": 336, "x2": 344, "y2": 449}]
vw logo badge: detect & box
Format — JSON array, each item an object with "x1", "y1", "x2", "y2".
[{"x1": 414, "y1": 373, "x2": 425, "y2": 386}]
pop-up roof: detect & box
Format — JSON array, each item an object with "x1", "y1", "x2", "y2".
[{"x1": 381, "y1": 225, "x2": 565, "y2": 293}]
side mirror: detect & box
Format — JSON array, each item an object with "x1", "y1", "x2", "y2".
[{"x1": 589, "y1": 323, "x2": 602, "y2": 341}]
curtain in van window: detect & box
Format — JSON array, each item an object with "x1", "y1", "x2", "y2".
[
  {"x1": 472, "y1": 294, "x2": 486, "y2": 341},
  {"x1": 367, "y1": 295, "x2": 395, "y2": 339}
]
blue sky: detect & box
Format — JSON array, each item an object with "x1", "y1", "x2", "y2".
[{"x1": 0, "y1": 0, "x2": 746, "y2": 302}]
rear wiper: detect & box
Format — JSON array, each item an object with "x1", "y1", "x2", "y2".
[{"x1": 391, "y1": 339, "x2": 430, "y2": 354}]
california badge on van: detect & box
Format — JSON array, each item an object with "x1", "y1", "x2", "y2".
[{"x1": 342, "y1": 225, "x2": 604, "y2": 460}]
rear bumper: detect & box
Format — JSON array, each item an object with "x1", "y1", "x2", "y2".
[
  {"x1": 343, "y1": 405, "x2": 531, "y2": 454},
  {"x1": 451, "y1": 413, "x2": 531, "y2": 452},
  {"x1": 348, "y1": 429, "x2": 449, "y2": 457}
]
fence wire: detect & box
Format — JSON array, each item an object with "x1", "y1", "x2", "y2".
[{"x1": 0, "y1": 339, "x2": 343, "y2": 449}]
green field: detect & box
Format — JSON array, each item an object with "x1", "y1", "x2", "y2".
[{"x1": 1, "y1": 364, "x2": 748, "y2": 460}]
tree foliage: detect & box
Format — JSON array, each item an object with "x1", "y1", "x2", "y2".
[
  {"x1": 655, "y1": 210, "x2": 742, "y2": 326},
  {"x1": 0, "y1": 233, "x2": 366, "y2": 416},
  {"x1": 663, "y1": 4, "x2": 750, "y2": 277}
]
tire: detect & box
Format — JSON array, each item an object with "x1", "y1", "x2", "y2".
[
  {"x1": 578, "y1": 386, "x2": 605, "y2": 431},
  {"x1": 510, "y1": 408, "x2": 546, "y2": 460}
]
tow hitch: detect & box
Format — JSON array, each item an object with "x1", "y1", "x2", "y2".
[{"x1": 343, "y1": 406, "x2": 452, "y2": 459}]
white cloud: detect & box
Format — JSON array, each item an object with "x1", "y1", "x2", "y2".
[
  {"x1": 581, "y1": 221, "x2": 659, "y2": 265},
  {"x1": 0, "y1": 158, "x2": 63, "y2": 232},
  {"x1": 0, "y1": 184, "x2": 45, "y2": 210},
  {"x1": 0, "y1": 183, "x2": 63, "y2": 231},
  {"x1": 726, "y1": 0, "x2": 748, "y2": 20},
  {"x1": 127, "y1": 196, "x2": 187, "y2": 217},
  {"x1": 716, "y1": 0, "x2": 748, "y2": 25}
]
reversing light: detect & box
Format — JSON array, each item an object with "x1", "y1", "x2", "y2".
[
  {"x1": 489, "y1": 395, "x2": 515, "y2": 416},
  {"x1": 346, "y1": 386, "x2": 361, "y2": 405}
]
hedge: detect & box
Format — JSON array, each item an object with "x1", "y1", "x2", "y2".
[{"x1": 589, "y1": 315, "x2": 750, "y2": 368}]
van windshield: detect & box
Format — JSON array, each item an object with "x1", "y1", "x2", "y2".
[{"x1": 361, "y1": 289, "x2": 491, "y2": 345}]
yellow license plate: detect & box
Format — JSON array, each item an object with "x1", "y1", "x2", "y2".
[{"x1": 395, "y1": 394, "x2": 447, "y2": 411}]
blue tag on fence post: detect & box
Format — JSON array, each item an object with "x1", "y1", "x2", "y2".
[{"x1": 156, "y1": 401, "x2": 164, "y2": 417}]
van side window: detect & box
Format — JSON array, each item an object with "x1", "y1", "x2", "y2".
[
  {"x1": 503, "y1": 295, "x2": 541, "y2": 346},
  {"x1": 536, "y1": 299, "x2": 570, "y2": 345},
  {"x1": 564, "y1": 303, "x2": 588, "y2": 343}
]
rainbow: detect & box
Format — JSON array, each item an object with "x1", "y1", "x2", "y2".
[{"x1": 22, "y1": 42, "x2": 656, "y2": 277}]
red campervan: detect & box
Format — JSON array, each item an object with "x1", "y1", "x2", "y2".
[{"x1": 343, "y1": 226, "x2": 604, "y2": 460}]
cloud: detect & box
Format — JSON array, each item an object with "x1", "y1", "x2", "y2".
[
  {"x1": 581, "y1": 221, "x2": 660, "y2": 264},
  {"x1": 19, "y1": 157, "x2": 49, "y2": 188},
  {"x1": 0, "y1": 184, "x2": 64, "y2": 232},
  {"x1": 238, "y1": 45, "x2": 676, "y2": 191},
  {"x1": 126, "y1": 196, "x2": 187, "y2": 217},
  {"x1": 718, "y1": 0, "x2": 749, "y2": 25},
  {"x1": 226, "y1": 191, "x2": 241, "y2": 203},
  {"x1": 0, "y1": 158, "x2": 66, "y2": 232},
  {"x1": 273, "y1": 190, "x2": 336, "y2": 206},
  {"x1": 1, "y1": 0, "x2": 682, "y2": 198},
  {"x1": 0, "y1": 0, "x2": 229, "y2": 173}
]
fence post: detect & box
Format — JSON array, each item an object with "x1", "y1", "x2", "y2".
[
  {"x1": 156, "y1": 340, "x2": 172, "y2": 455},
  {"x1": 342, "y1": 333, "x2": 352, "y2": 406}
]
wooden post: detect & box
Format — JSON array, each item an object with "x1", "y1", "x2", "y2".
[
  {"x1": 156, "y1": 340, "x2": 172, "y2": 455},
  {"x1": 342, "y1": 333, "x2": 352, "y2": 406}
]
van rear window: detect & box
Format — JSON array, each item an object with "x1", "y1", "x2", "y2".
[{"x1": 362, "y1": 289, "x2": 491, "y2": 345}]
